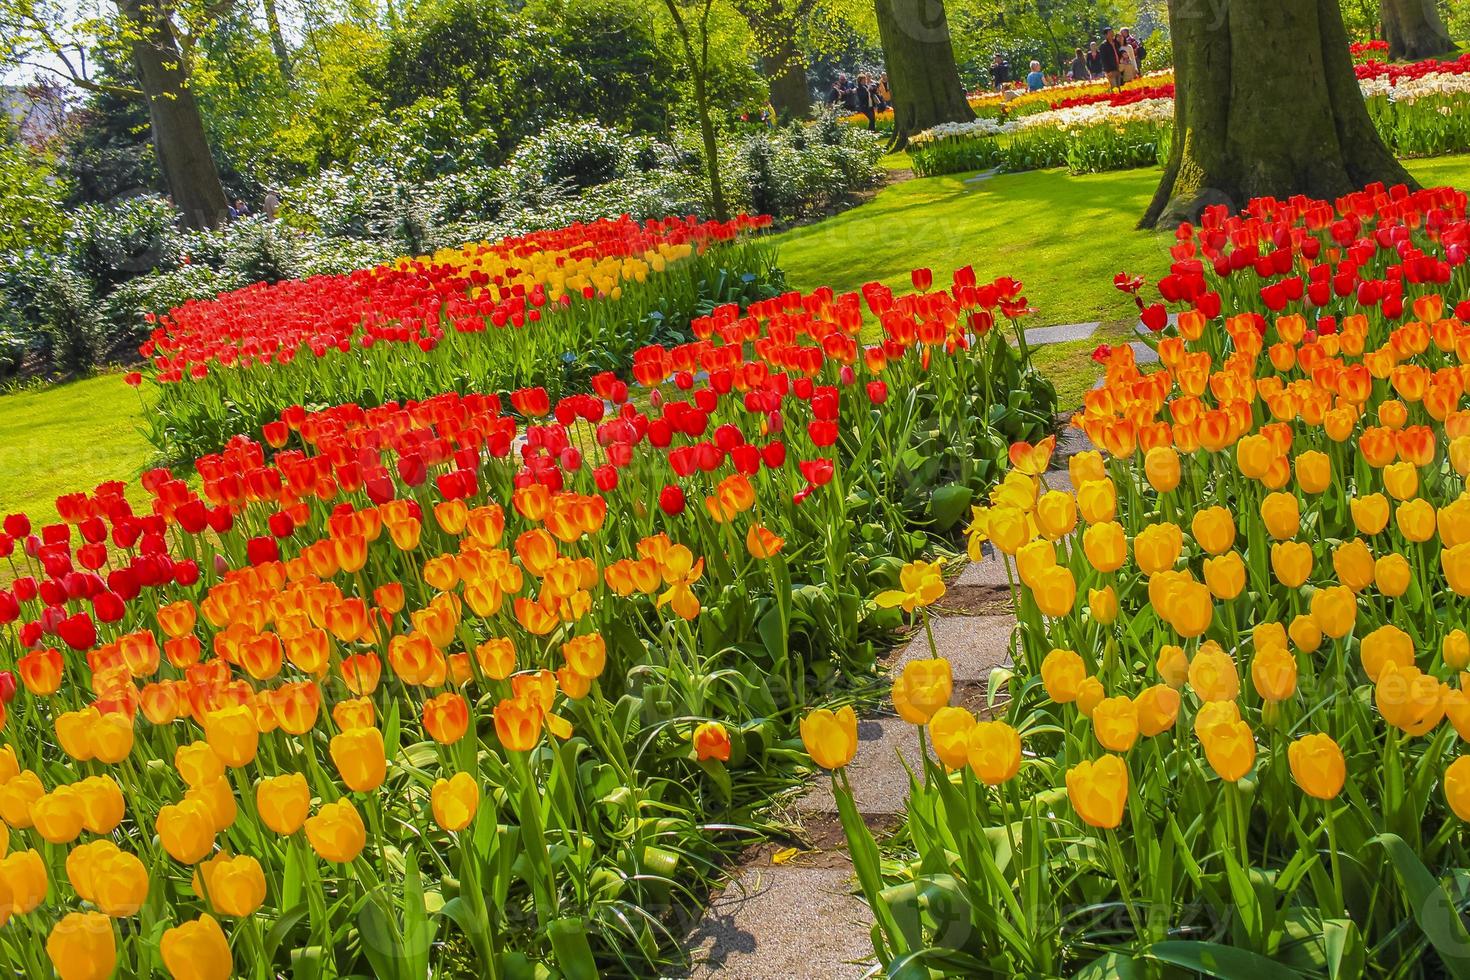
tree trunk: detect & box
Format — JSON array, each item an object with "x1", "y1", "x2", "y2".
[
  {"x1": 736, "y1": 1, "x2": 812, "y2": 122},
  {"x1": 1141, "y1": 0, "x2": 1416, "y2": 229},
  {"x1": 118, "y1": 0, "x2": 229, "y2": 229},
  {"x1": 764, "y1": 30, "x2": 811, "y2": 122},
  {"x1": 262, "y1": 0, "x2": 295, "y2": 83},
  {"x1": 1382, "y1": 0, "x2": 1454, "y2": 60},
  {"x1": 873, "y1": 0, "x2": 973, "y2": 149}
]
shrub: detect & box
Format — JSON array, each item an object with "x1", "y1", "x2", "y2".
[
  {"x1": 34, "y1": 265, "x2": 102, "y2": 376},
  {"x1": 62, "y1": 195, "x2": 178, "y2": 291},
  {"x1": 102, "y1": 264, "x2": 245, "y2": 353},
  {"x1": 507, "y1": 120, "x2": 631, "y2": 191}
]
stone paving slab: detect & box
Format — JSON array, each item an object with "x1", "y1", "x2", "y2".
[
  {"x1": 1129, "y1": 341, "x2": 1160, "y2": 365},
  {"x1": 964, "y1": 168, "x2": 1001, "y2": 184},
  {"x1": 892, "y1": 614, "x2": 1015, "y2": 680},
  {"x1": 955, "y1": 554, "x2": 1012, "y2": 589},
  {"x1": 799, "y1": 715, "x2": 922, "y2": 817},
  {"x1": 1022, "y1": 321, "x2": 1099, "y2": 346},
  {"x1": 1054, "y1": 424, "x2": 1096, "y2": 463},
  {"x1": 683, "y1": 865, "x2": 875, "y2": 979}
]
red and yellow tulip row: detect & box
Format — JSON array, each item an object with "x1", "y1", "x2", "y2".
[
  {"x1": 812, "y1": 183, "x2": 1470, "y2": 975},
  {"x1": 0, "y1": 258, "x2": 1056, "y2": 975},
  {"x1": 133, "y1": 214, "x2": 777, "y2": 461}
]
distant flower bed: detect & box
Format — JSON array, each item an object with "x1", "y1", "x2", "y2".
[
  {"x1": 912, "y1": 57, "x2": 1470, "y2": 178},
  {"x1": 137, "y1": 214, "x2": 780, "y2": 461}
]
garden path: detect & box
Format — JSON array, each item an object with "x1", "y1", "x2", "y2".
[{"x1": 679, "y1": 425, "x2": 1093, "y2": 979}]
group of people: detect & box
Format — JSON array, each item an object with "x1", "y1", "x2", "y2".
[
  {"x1": 990, "y1": 27, "x2": 1146, "y2": 94},
  {"x1": 829, "y1": 72, "x2": 892, "y2": 130},
  {"x1": 1071, "y1": 27, "x2": 1147, "y2": 89}
]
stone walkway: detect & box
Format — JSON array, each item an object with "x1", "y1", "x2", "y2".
[{"x1": 679, "y1": 453, "x2": 1085, "y2": 977}]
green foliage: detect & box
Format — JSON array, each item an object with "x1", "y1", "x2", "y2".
[
  {"x1": 62, "y1": 194, "x2": 177, "y2": 292},
  {"x1": 33, "y1": 264, "x2": 101, "y2": 376},
  {"x1": 369, "y1": 0, "x2": 677, "y2": 165},
  {"x1": 723, "y1": 110, "x2": 884, "y2": 219},
  {"x1": 0, "y1": 139, "x2": 69, "y2": 251}
]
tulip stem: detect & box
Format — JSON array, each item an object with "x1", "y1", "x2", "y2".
[
  {"x1": 1102, "y1": 828, "x2": 1143, "y2": 940},
  {"x1": 1323, "y1": 800, "x2": 1346, "y2": 919}
]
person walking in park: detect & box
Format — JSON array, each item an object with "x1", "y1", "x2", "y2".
[
  {"x1": 990, "y1": 53, "x2": 1011, "y2": 91},
  {"x1": 1119, "y1": 38, "x2": 1138, "y2": 83},
  {"x1": 1085, "y1": 41, "x2": 1103, "y2": 80},
  {"x1": 1026, "y1": 61, "x2": 1045, "y2": 92},
  {"x1": 876, "y1": 71, "x2": 892, "y2": 110},
  {"x1": 1121, "y1": 28, "x2": 1146, "y2": 71},
  {"x1": 830, "y1": 73, "x2": 853, "y2": 108},
  {"x1": 853, "y1": 72, "x2": 878, "y2": 130},
  {"x1": 1069, "y1": 47, "x2": 1090, "y2": 81},
  {"x1": 1099, "y1": 28, "x2": 1122, "y2": 90}
]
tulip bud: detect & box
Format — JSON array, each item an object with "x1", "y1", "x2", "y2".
[
  {"x1": 1288, "y1": 733, "x2": 1346, "y2": 801},
  {"x1": 800, "y1": 706, "x2": 858, "y2": 770},
  {"x1": 47, "y1": 911, "x2": 115, "y2": 980},
  {"x1": 1066, "y1": 755, "x2": 1128, "y2": 829},
  {"x1": 430, "y1": 772, "x2": 480, "y2": 832},
  {"x1": 162, "y1": 914, "x2": 233, "y2": 980},
  {"x1": 966, "y1": 720, "x2": 1021, "y2": 785}
]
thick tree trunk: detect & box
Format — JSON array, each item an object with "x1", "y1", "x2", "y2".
[
  {"x1": 262, "y1": 0, "x2": 294, "y2": 83},
  {"x1": 1141, "y1": 0, "x2": 1416, "y2": 229},
  {"x1": 873, "y1": 0, "x2": 973, "y2": 149},
  {"x1": 1382, "y1": 0, "x2": 1454, "y2": 60},
  {"x1": 737, "y1": 1, "x2": 813, "y2": 122},
  {"x1": 118, "y1": 0, "x2": 229, "y2": 229},
  {"x1": 764, "y1": 32, "x2": 811, "y2": 122}
]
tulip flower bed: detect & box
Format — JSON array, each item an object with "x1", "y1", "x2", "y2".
[
  {"x1": 815, "y1": 181, "x2": 1470, "y2": 975},
  {"x1": 913, "y1": 56, "x2": 1470, "y2": 179},
  {"x1": 139, "y1": 214, "x2": 779, "y2": 462},
  {"x1": 0, "y1": 259, "x2": 1056, "y2": 976}
]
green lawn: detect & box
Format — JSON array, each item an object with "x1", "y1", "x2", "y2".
[
  {"x1": 5, "y1": 156, "x2": 1470, "y2": 529},
  {"x1": 0, "y1": 375, "x2": 155, "y2": 529}
]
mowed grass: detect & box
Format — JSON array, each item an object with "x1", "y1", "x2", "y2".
[
  {"x1": 775, "y1": 155, "x2": 1470, "y2": 408},
  {"x1": 0, "y1": 375, "x2": 155, "y2": 529},
  {"x1": 774, "y1": 165, "x2": 1174, "y2": 325},
  {"x1": 4, "y1": 156, "x2": 1470, "y2": 529}
]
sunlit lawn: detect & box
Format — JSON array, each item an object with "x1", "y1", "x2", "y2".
[{"x1": 4, "y1": 155, "x2": 1470, "y2": 529}]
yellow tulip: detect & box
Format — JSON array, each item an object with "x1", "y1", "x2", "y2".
[
  {"x1": 1288, "y1": 733, "x2": 1346, "y2": 800},
  {"x1": 1065, "y1": 755, "x2": 1128, "y2": 829},
  {"x1": 1156, "y1": 645, "x2": 1189, "y2": 689},
  {"x1": 966, "y1": 720, "x2": 1022, "y2": 785},
  {"x1": 1445, "y1": 756, "x2": 1470, "y2": 820},
  {"x1": 255, "y1": 773, "x2": 311, "y2": 836},
  {"x1": 1361, "y1": 624, "x2": 1414, "y2": 682},
  {"x1": 161, "y1": 914, "x2": 233, "y2": 980},
  {"x1": 46, "y1": 911, "x2": 115, "y2": 980},
  {"x1": 1270, "y1": 541, "x2": 1313, "y2": 588},
  {"x1": 1191, "y1": 507, "x2": 1236, "y2": 555},
  {"x1": 330, "y1": 727, "x2": 387, "y2": 793},
  {"x1": 1082, "y1": 521, "x2": 1127, "y2": 572},
  {"x1": 892, "y1": 658, "x2": 953, "y2": 725},
  {"x1": 304, "y1": 799, "x2": 367, "y2": 863},
  {"x1": 927, "y1": 707, "x2": 976, "y2": 770},
  {"x1": 1041, "y1": 649, "x2": 1086, "y2": 703},
  {"x1": 800, "y1": 706, "x2": 858, "y2": 770},
  {"x1": 1332, "y1": 539, "x2": 1375, "y2": 592},
  {"x1": 1200, "y1": 719, "x2": 1256, "y2": 782},
  {"x1": 1144, "y1": 446, "x2": 1180, "y2": 493},
  {"x1": 1260, "y1": 492, "x2": 1300, "y2": 540},
  {"x1": 430, "y1": 772, "x2": 480, "y2": 832},
  {"x1": 1251, "y1": 646, "x2": 1298, "y2": 702},
  {"x1": 1310, "y1": 584, "x2": 1358, "y2": 640},
  {"x1": 1134, "y1": 684, "x2": 1180, "y2": 736},
  {"x1": 1091, "y1": 697, "x2": 1139, "y2": 753},
  {"x1": 1202, "y1": 552, "x2": 1246, "y2": 600},
  {"x1": 1188, "y1": 643, "x2": 1239, "y2": 702}
]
